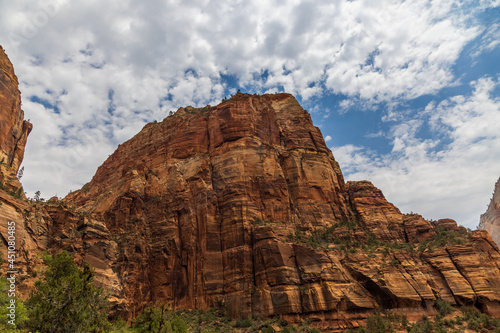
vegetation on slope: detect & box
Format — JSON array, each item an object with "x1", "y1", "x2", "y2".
[{"x1": 347, "y1": 301, "x2": 500, "y2": 333}]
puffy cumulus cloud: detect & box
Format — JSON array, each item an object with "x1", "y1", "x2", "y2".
[
  {"x1": 332, "y1": 77, "x2": 500, "y2": 229},
  {"x1": 0, "y1": 0, "x2": 496, "y2": 197}
]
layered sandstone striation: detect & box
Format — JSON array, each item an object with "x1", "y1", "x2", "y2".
[
  {"x1": 1, "y1": 46, "x2": 500, "y2": 332},
  {"x1": 0, "y1": 47, "x2": 32, "y2": 193},
  {"x1": 60, "y1": 92, "x2": 500, "y2": 331},
  {"x1": 0, "y1": 47, "x2": 45, "y2": 298},
  {"x1": 479, "y1": 177, "x2": 500, "y2": 246}
]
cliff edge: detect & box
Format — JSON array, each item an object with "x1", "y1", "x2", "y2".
[{"x1": 479, "y1": 177, "x2": 500, "y2": 246}]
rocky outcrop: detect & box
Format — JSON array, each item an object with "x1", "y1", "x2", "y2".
[
  {"x1": 479, "y1": 177, "x2": 500, "y2": 246},
  {"x1": 63, "y1": 92, "x2": 351, "y2": 319},
  {"x1": 0, "y1": 47, "x2": 45, "y2": 298},
  {"x1": 57, "y1": 92, "x2": 500, "y2": 331},
  {"x1": 0, "y1": 47, "x2": 32, "y2": 193},
  {"x1": 2, "y1": 46, "x2": 500, "y2": 332}
]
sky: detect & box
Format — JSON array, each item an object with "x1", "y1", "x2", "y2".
[{"x1": 0, "y1": 0, "x2": 499, "y2": 229}]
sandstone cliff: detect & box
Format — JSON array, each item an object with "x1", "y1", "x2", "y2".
[
  {"x1": 479, "y1": 177, "x2": 500, "y2": 246},
  {"x1": 2, "y1": 47, "x2": 500, "y2": 332},
  {"x1": 0, "y1": 47, "x2": 32, "y2": 193},
  {"x1": 0, "y1": 47, "x2": 47, "y2": 299},
  {"x1": 59, "y1": 92, "x2": 500, "y2": 331}
]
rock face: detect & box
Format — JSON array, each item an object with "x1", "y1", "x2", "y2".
[
  {"x1": 2, "y1": 47, "x2": 500, "y2": 332},
  {"x1": 60, "y1": 92, "x2": 500, "y2": 330},
  {"x1": 0, "y1": 47, "x2": 32, "y2": 193},
  {"x1": 479, "y1": 178, "x2": 500, "y2": 246},
  {"x1": 0, "y1": 47, "x2": 46, "y2": 298}
]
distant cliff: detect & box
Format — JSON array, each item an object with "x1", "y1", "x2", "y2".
[
  {"x1": 479, "y1": 178, "x2": 500, "y2": 246},
  {"x1": 2, "y1": 47, "x2": 500, "y2": 332}
]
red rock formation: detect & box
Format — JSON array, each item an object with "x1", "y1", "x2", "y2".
[
  {"x1": 479, "y1": 177, "x2": 500, "y2": 246},
  {"x1": 2, "y1": 47, "x2": 500, "y2": 332},
  {"x1": 59, "y1": 92, "x2": 500, "y2": 330},
  {"x1": 0, "y1": 47, "x2": 45, "y2": 299},
  {"x1": 0, "y1": 46, "x2": 32, "y2": 193}
]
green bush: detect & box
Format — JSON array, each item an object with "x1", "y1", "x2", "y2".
[
  {"x1": 365, "y1": 311, "x2": 394, "y2": 333},
  {"x1": 418, "y1": 226, "x2": 472, "y2": 252},
  {"x1": 0, "y1": 278, "x2": 28, "y2": 332},
  {"x1": 235, "y1": 317, "x2": 252, "y2": 328},
  {"x1": 436, "y1": 299, "x2": 454, "y2": 317},
  {"x1": 26, "y1": 251, "x2": 110, "y2": 333},
  {"x1": 134, "y1": 304, "x2": 175, "y2": 333},
  {"x1": 170, "y1": 314, "x2": 188, "y2": 333}
]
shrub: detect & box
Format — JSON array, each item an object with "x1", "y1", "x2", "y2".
[
  {"x1": 26, "y1": 251, "x2": 110, "y2": 333},
  {"x1": 436, "y1": 299, "x2": 454, "y2": 317},
  {"x1": 235, "y1": 317, "x2": 252, "y2": 328},
  {"x1": 365, "y1": 311, "x2": 394, "y2": 333},
  {"x1": 418, "y1": 226, "x2": 472, "y2": 252},
  {"x1": 0, "y1": 278, "x2": 28, "y2": 331},
  {"x1": 170, "y1": 314, "x2": 188, "y2": 333}
]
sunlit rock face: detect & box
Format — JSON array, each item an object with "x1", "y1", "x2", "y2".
[
  {"x1": 62, "y1": 92, "x2": 500, "y2": 330},
  {"x1": 479, "y1": 178, "x2": 500, "y2": 246},
  {"x1": 0, "y1": 47, "x2": 32, "y2": 193}
]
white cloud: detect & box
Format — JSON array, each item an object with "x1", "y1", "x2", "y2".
[
  {"x1": 324, "y1": 135, "x2": 332, "y2": 142},
  {"x1": 332, "y1": 77, "x2": 500, "y2": 229},
  {"x1": 0, "y1": 0, "x2": 496, "y2": 200},
  {"x1": 469, "y1": 22, "x2": 500, "y2": 60}
]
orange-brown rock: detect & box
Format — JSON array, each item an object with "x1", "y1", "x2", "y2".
[
  {"x1": 2, "y1": 46, "x2": 500, "y2": 332},
  {"x1": 479, "y1": 177, "x2": 500, "y2": 246},
  {"x1": 0, "y1": 47, "x2": 49, "y2": 298},
  {"x1": 0, "y1": 46, "x2": 32, "y2": 193},
  {"x1": 56, "y1": 92, "x2": 500, "y2": 331}
]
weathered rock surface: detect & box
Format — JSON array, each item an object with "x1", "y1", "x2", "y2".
[
  {"x1": 0, "y1": 47, "x2": 32, "y2": 193},
  {"x1": 60, "y1": 92, "x2": 500, "y2": 331},
  {"x1": 0, "y1": 47, "x2": 47, "y2": 298},
  {"x1": 2, "y1": 47, "x2": 500, "y2": 332},
  {"x1": 479, "y1": 177, "x2": 500, "y2": 246}
]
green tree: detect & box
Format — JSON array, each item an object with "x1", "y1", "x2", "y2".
[
  {"x1": 134, "y1": 304, "x2": 187, "y2": 333},
  {"x1": 365, "y1": 311, "x2": 394, "y2": 333},
  {"x1": 26, "y1": 251, "x2": 110, "y2": 333},
  {"x1": 0, "y1": 277, "x2": 28, "y2": 332}
]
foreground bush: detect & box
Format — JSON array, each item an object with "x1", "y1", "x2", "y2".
[{"x1": 26, "y1": 251, "x2": 110, "y2": 333}]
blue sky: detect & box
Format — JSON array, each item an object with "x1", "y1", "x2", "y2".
[{"x1": 0, "y1": 0, "x2": 499, "y2": 228}]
